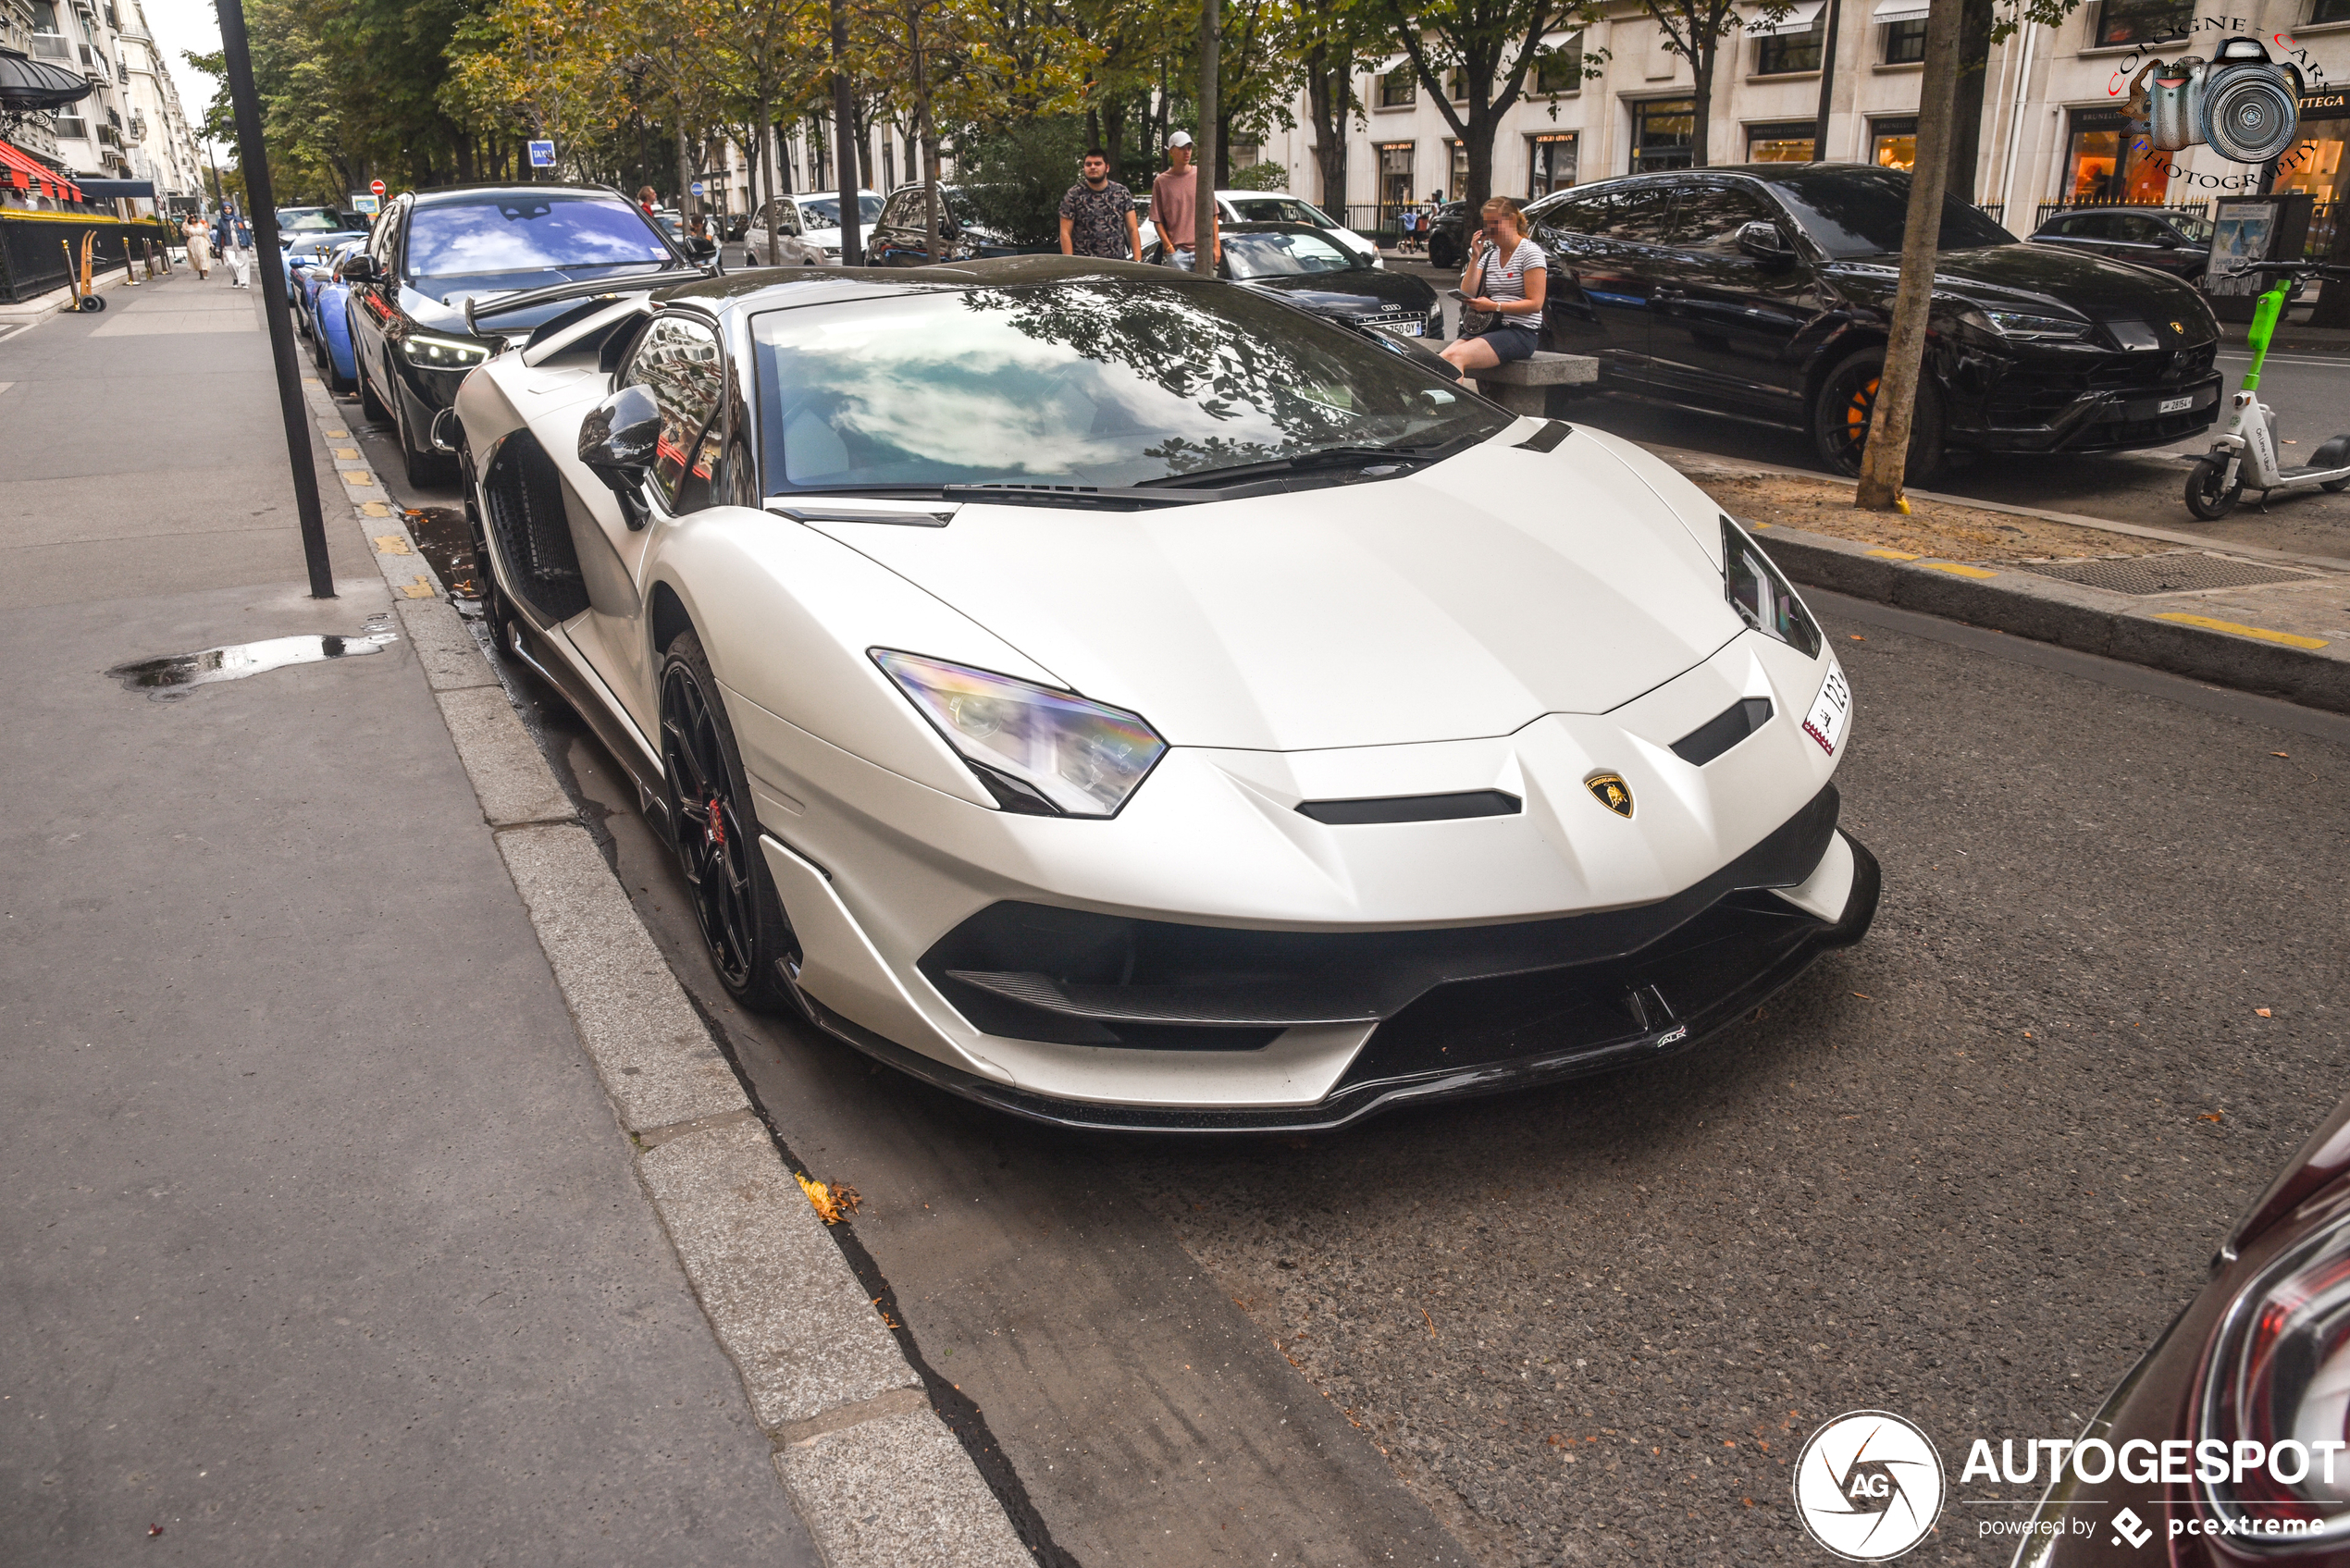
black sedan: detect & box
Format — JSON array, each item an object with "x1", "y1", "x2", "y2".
[
  {"x1": 1527, "y1": 164, "x2": 2222, "y2": 477},
  {"x1": 1148, "y1": 222, "x2": 1442, "y2": 340},
  {"x1": 340, "y1": 184, "x2": 704, "y2": 484},
  {"x1": 2027, "y1": 205, "x2": 2214, "y2": 282}
]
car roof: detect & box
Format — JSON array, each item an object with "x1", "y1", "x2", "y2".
[
  {"x1": 408, "y1": 182, "x2": 633, "y2": 206},
  {"x1": 1220, "y1": 221, "x2": 1342, "y2": 237}
]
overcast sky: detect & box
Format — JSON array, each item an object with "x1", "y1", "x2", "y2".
[{"x1": 135, "y1": 0, "x2": 225, "y2": 154}]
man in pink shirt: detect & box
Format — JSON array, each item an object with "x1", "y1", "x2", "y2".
[{"x1": 1150, "y1": 132, "x2": 1218, "y2": 273}]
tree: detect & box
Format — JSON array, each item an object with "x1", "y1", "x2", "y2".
[
  {"x1": 1370, "y1": 0, "x2": 1593, "y2": 214},
  {"x1": 1284, "y1": 1, "x2": 1383, "y2": 213},
  {"x1": 1639, "y1": 0, "x2": 1788, "y2": 167}
]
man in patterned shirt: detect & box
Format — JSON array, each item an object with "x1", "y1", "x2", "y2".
[{"x1": 1058, "y1": 149, "x2": 1140, "y2": 262}]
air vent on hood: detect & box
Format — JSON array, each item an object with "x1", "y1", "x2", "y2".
[
  {"x1": 1296, "y1": 790, "x2": 1522, "y2": 825},
  {"x1": 1672, "y1": 698, "x2": 1773, "y2": 766},
  {"x1": 1515, "y1": 420, "x2": 1573, "y2": 452}
]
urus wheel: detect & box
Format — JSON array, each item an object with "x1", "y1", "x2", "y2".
[
  {"x1": 1812, "y1": 348, "x2": 1945, "y2": 482},
  {"x1": 2185, "y1": 455, "x2": 2245, "y2": 520},
  {"x1": 658, "y1": 629, "x2": 796, "y2": 1011}
]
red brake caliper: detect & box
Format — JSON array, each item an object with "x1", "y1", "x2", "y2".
[{"x1": 705, "y1": 797, "x2": 725, "y2": 849}]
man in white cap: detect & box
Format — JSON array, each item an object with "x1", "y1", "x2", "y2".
[{"x1": 1152, "y1": 131, "x2": 1218, "y2": 273}]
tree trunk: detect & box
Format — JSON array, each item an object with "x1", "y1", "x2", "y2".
[
  {"x1": 675, "y1": 119, "x2": 693, "y2": 217},
  {"x1": 1855, "y1": 0, "x2": 1962, "y2": 511},
  {"x1": 1946, "y1": 0, "x2": 1996, "y2": 201},
  {"x1": 1102, "y1": 97, "x2": 1127, "y2": 186},
  {"x1": 915, "y1": 25, "x2": 940, "y2": 264},
  {"x1": 829, "y1": 0, "x2": 860, "y2": 259},
  {"x1": 1464, "y1": 109, "x2": 1493, "y2": 215},
  {"x1": 1690, "y1": 44, "x2": 1713, "y2": 167},
  {"x1": 757, "y1": 88, "x2": 776, "y2": 264},
  {"x1": 1196, "y1": 0, "x2": 1218, "y2": 262},
  {"x1": 1305, "y1": 43, "x2": 1349, "y2": 213}
]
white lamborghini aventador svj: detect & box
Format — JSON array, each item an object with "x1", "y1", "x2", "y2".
[{"x1": 452, "y1": 254, "x2": 1878, "y2": 1131}]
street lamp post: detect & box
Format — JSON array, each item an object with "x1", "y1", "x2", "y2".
[{"x1": 211, "y1": 0, "x2": 334, "y2": 599}]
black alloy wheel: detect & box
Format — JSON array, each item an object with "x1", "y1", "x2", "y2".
[
  {"x1": 659, "y1": 628, "x2": 796, "y2": 1011},
  {"x1": 2184, "y1": 454, "x2": 2245, "y2": 519},
  {"x1": 1812, "y1": 348, "x2": 1945, "y2": 482}
]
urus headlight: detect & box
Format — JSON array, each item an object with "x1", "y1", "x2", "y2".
[
  {"x1": 872, "y1": 650, "x2": 1167, "y2": 818},
  {"x1": 1721, "y1": 516, "x2": 1822, "y2": 659},
  {"x1": 399, "y1": 331, "x2": 491, "y2": 369},
  {"x1": 1959, "y1": 305, "x2": 2093, "y2": 342}
]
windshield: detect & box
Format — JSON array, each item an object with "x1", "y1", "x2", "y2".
[
  {"x1": 2166, "y1": 212, "x2": 2215, "y2": 242},
  {"x1": 278, "y1": 207, "x2": 361, "y2": 233},
  {"x1": 1226, "y1": 197, "x2": 1338, "y2": 228},
  {"x1": 1769, "y1": 167, "x2": 2015, "y2": 257},
  {"x1": 796, "y1": 194, "x2": 886, "y2": 229},
  {"x1": 404, "y1": 194, "x2": 674, "y2": 296},
  {"x1": 752, "y1": 280, "x2": 1503, "y2": 494},
  {"x1": 1223, "y1": 230, "x2": 1362, "y2": 278}
]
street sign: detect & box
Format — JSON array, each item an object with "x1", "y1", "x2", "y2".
[
  {"x1": 369, "y1": 178, "x2": 385, "y2": 197},
  {"x1": 352, "y1": 193, "x2": 379, "y2": 216},
  {"x1": 528, "y1": 140, "x2": 555, "y2": 168},
  {"x1": 690, "y1": 181, "x2": 704, "y2": 196}
]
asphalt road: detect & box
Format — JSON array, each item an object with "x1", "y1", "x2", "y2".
[{"x1": 342, "y1": 341, "x2": 2350, "y2": 1566}]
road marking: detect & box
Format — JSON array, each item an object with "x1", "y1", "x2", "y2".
[
  {"x1": 360, "y1": 500, "x2": 391, "y2": 517},
  {"x1": 340, "y1": 469, "x2": 376, "y2": 486},
  {"x1": 2154, "y1": 612, "x2": 2330, "y2": 648},
  {"x1": 374, "y1": 535, "x2": 413, "y2": 554},
  {"x1": 1865, "y1": 548, "x2": 1922, "y2": 560},
  {"x1": 1922, "y1": 562, "x2": 1998, "y2": 578},
  {"x1": 333, "y1": 447, "x2": 361, "y2": 460},
  {"x1": 400, "y1": 574, "x2": 434, "y2": 599},
  {"x1": 324, "y1": 426, "x2": 349, "y2": 437}
]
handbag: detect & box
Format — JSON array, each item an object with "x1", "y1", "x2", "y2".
[{"x1": 1455, "y1": 240, "x2": 1501, "y2": 336}]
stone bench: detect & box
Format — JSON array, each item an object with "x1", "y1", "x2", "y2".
[{"x1": 1472, "y1": 352, "x2": 1600, "y2": 417}]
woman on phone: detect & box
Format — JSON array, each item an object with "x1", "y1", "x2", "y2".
[{"x1": 1439, "y1": 196, "x2": 1546, "y2": 386}]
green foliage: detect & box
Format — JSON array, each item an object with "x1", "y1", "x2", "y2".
[
  {"x1": 1229, "y1": 160, "x2": 1289, "y2": 190},
  {"x1": 954, "y1": 115, "x2": 1087, "y2": 247}
]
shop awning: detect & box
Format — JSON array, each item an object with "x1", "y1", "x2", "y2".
[
  {"x1": 72, "y1": 178, "x2": 155, "y2": 198},
  {"x1": 1872, "y1": 0, "x2": 1930, "y2": 19},
  {"x1": 0, "y1": 45, "x2": 92, "y2": 111},
  {"x1": 1750, "y1": 2, "x2": 1824, "y2": 37},
  {"x1": 0, "y1": 138, "x2": 82, "y2": 203}
]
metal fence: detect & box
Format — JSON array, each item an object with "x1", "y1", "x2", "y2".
[
  {"x1": 2030, "y1": 198, "x2": 2214, "y2": 232},
  {"x1": 0, "y1": 211, "x2": 177, "y2": 302}
]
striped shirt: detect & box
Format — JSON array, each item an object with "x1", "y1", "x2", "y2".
[{"x1": 1473, "y1": 237, "x2": 1545, "y2": 328}]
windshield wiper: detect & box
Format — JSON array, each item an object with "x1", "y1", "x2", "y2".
[
  {"x1": 940, "y1": 483, "x2": 1222, "y2": 510},
  {"x1": 1138, "y1": 433, "x2": 1479, "y2": 489}
]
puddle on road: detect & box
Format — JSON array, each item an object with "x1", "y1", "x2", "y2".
[
  {"x1": 107, "y1": 615, "x2": 399, "y2": 700},
  {"x1": 402, "y1": 506, "x2": 480, "y2": 604}
]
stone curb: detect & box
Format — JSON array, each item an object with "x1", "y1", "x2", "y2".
[
  {"x1": 1750, "y1": 519, "x2": 2350, "y2": 715},
  {"x1": 291, "y1": 376, "x2": 1033, "y2": 1566}
]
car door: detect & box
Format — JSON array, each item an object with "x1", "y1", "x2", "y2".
[
  {"x1": 1645, "y1": 178, "x2": 1818, "y2": 418},
  {"x1": 1528, "y1": 181, "x2": 1675, "y2": 388},
  {"x1": 568, "y1": 312, "x2": 732, "y2": 735},
  {"x1": 350, "y1": 195, "x2": 406, "y2": 401},
  {"x1": 2108, "y1": 212, "x2": 2193, "y2": 276}
]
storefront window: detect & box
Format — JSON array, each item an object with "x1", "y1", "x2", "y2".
[
  {"x1": 1447, "y1": 140, "x2": 1469, "y2": 198},
  {"x1": 1528, "y1": 133, "x2": 1577, "y2": 196},
  {"x1": 1884, "y1": 19, "x2": 1926, "y2": 63},
  {"x1": 2065, "y1": 107, "x2": 2169, "y2": 202},
  {"x1": 1757, "y1": 19, "x2": 1824, "y2": 73},
  {"x1": 1377, "y1": 142, "x2": 1416, "y2": 231},
  {"x1": 1632, "y1": 98, "x2": 1696, "y2": 172},
  {"x1": 1748, "y1": 122, "x2": 1818, "y2": 161},
  {"x1": 2093, "y1": 0, "x2": 2192, "y2": 49},
  {"x1": 1871, "y1": 117, "x2": 1918, "y2": 170},
  {"x1": 2314, "y1": 0, "x2": 2350, "y2": 20}
]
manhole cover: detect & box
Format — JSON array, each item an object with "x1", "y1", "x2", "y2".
[{"x1": 2017, "y1": 552, "x2": 2319, "y2": 595}]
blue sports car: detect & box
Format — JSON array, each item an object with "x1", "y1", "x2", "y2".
[
  {"x1": 307, "y1": 243, "x2": 362, "y2": 395},
  {"x1": 292, "y1": 239, "x2": 359, "y2": 339}
]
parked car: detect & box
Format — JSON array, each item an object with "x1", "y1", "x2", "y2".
[
  {"x1": 1425, "y1": 201, "x2": 1470, "y2": 269},
  {"x1": 1139, "y1": 189, "x2": 1383, "y2": 267},
  {"x1": 862, "y1": 184, "x2": 1044, "y2": 265},
  {"x1": 276, "y1": 205, "x2": 368, "y2": 237},
  {"x1": 1144, "y1": 220, "x2": 1441, "y2": 338},
  {"x1": 739, "y1": 189, "x2": 884, "y2": 265},
  {"x1": 291, "y1": 238, "x2": 360, "y2": 339},
  {"x1": 2027, "y1": 205, "x2": 2215, "y2": 282},
  {"x1": 340, "y1": 183, "x2": 702, "y2": 484},
  {"x1": 1525, "y1": 163, "x2": 2222, "y2": 477},
  {"x1": 453, "y1": 253, "x2": 1878, "y2": 1130},
  {"x1": 277, "y1": 224, "x2": 370, "y2": 305},
  {"x1": 309, "y1": 244, "x2": 364, "y2": 396},
  {"x1": 2012, "y1": 1085, "x2": 2350, "y2": 1563}
]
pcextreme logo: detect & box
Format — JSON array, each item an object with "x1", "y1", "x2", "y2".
[{"x1": 1793, "y1": 1411, "x2": 1947, "y2": 1562}]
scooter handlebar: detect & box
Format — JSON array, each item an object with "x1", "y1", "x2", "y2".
[{"x1": 2222, "y1": 260, "x2": 2350, "y2": 279}]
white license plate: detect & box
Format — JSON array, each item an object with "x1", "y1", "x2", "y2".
[
  {"x1": 1397, "y1": 321, "x2": 1424, "y2": 336},
  {"x1": 1803, "y1": 664, "x2": 1850, "y2": 757},
  {"x1": 2159, "y1": 395, "x2": 2194, "y2": 414}
]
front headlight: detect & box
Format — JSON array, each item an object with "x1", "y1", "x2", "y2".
[
  {"x1": 399, "y1": 331, "x2": 491, "y2": 369},
  {"x1": 872, "y1": 650, "x2": 1167, "y2": 818},
  {"x1": 1959, "y1": 305, "x2": 2094, "y2": 342},
  {"x1": 1721, "y1": 516, "x2": 1822, "y2": 658}
]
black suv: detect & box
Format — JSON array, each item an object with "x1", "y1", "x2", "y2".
[
  {"x1": 2026, "y1": 206, "x2": 2213, "y2": 282},
  {"x1": 1527, "y1": 164, "x2": 2221, "y2": 475}
]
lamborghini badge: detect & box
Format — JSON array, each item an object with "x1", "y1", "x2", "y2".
[{"x1": 1587, "y1": 772, "x2": 1634, "y2": 818}]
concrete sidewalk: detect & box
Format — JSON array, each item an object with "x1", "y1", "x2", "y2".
[{"x1": 0, "y1": 274, "x2": 825, "y2": 1560}]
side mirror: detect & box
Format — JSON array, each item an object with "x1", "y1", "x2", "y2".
[
  {"x1": 1735, "y1": 220, "x2": 1794, "y2": 263},
  {"x1": 578, "y1": 384, "x2": 662, "y2": 525},
  {"x1": 686, "y1": 236, "x2": 717, "y2": 261},
  {"x1": 340, "y1": 253, "x2": 377, "y2": 282}
]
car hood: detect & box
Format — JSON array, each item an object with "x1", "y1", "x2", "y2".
[
  {"x1": 1243, "y1": 269, "x2": 1436, "y2": 315},
  {"x1": 1825, "y1": 242, "x2": 2215, "y2": 334},
  {"x1": 800, "y1": 437, "x2": 1743, "y2": 751}
]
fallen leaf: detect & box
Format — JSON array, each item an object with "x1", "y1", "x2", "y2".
[
  {"x1": 1851, "y1": 992, "x2": 1872, "y2": 1000},
  {"x1": 2201, "y1": 1111, "x2": 2226, "y2": 1122},
  {"x1": 148, "y1": 1525, "x2": 164, "y2": 1537},
  {"x1": 795, "y1": 1170, "x2": 861, "y2": 1225},
  {"x1": 2274, "y1": 752, "x2": 2291, "y2": 759},
  {"x1": 1422, "y1": 1305, "x2": 1438, "y2": 1338},
  {"x1": 1849, "y1": 635, "x2": 1866, "y2": 641},
  {"x1": 2023, "y1": 1031, "x2": 2033, "y2": 1038},
  {"x1": 2257, "y1": 1008, "x2": 2273, "y2": 1019}
]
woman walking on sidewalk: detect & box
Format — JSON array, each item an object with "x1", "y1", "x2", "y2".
[{"x1": 182, "y1": 215, "x2": 211, "y2": 279}]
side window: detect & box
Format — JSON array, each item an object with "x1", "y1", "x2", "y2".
[
  {"x1": 884, "y1": 191, "x2": 917, "y2": 228},
  {"x1": 1669, "y1": 183, "x2": 1775, "y2": 253},
  {"x1": 1597, "y1": 186, "x2": 1677, "y2": 245},
  {"x1": 774, "y1": 200, "x2": 801, "y2": 235},
  {"x1": 2069, "y1": 213, "x2": 2118, "y2": 241},
  {"x1": 1534, "y1": 191, "x2": 1607, "y2": 237},
  {"x1": 623, "y1": 315, "x2": 726, "y2": 512},
  {"x1": 370, "y1": 200, "x2": 402, "y2": 267},
  {"x1": 2113, "y1": 214, "x2": 2164, "y2": 244}
]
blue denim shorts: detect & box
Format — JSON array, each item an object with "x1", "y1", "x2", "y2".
[{"x1": 1476, "y1": 326, "x2": 1540, "y2": 363}]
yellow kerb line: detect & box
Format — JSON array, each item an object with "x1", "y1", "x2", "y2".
[
  {"x1": 1921, "y1": 562, "x2": 1998, "y2": 579},
  {"x1": 2155, "y1": 613, "x2": 2330, "y2": 649},
  {"x1": 1864, "y1": 548, "x2": 1921, "y2": 560}
]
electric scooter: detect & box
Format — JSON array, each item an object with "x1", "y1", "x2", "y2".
[{"x1": 2184, "y1": 260, "x2": 2350, "y2": 519}]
